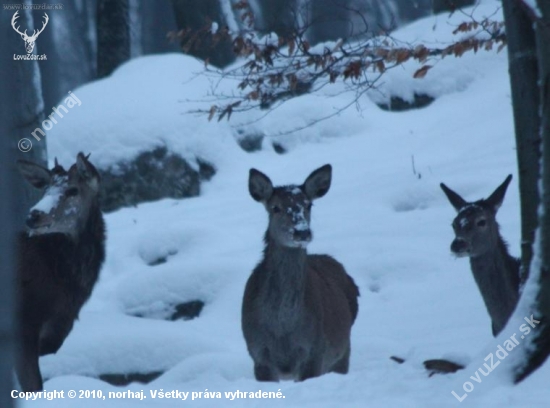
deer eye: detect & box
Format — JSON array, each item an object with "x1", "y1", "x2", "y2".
[
  {"x1": 477, "y1": 219, "x2": 487, "y2": 227},
  {"x1": 272, "y1": 205, "x2": 281, "y2": 214},
  {"x1": 65, "y1": 187, "x2": 79, "y2": 197}
]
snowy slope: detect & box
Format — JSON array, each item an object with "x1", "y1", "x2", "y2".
[{"x1": 22, "y1": 1, "x2": 549, "y2": 407}]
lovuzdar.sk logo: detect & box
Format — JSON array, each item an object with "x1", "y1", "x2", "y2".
[{"x1": 11, "y1": 11, "x2": 48, "y2": 61}]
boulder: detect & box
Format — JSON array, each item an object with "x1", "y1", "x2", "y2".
[{"x1": 98, "y1": 147, "x2": 215, "y2": 213}]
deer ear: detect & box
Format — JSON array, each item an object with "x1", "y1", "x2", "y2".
[
  {"x1": 486, "y1": 174, "x2": 513, "y2": 212},
  {"x1": 249, "y1": 168, "x2": 273, "y2": 202},
  {"x1": 303, "y1": 164, "x2": 332, "y2": 200},
  {"x1": 17, "y1": 160, "x2": 51, "y2": 189},
  {"x1": 76, "y1": 152, "x2": 100, "y2": 191},
  {"x1": 440, "y1": 183, "x2": 467, "y2": 212}
]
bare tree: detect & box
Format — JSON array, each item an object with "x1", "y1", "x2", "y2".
[
  {"x1": 254, "y1": 0, "x2": 298, "y2": 39},
  {"x1": 500, "y1": 0, "x2": 550, "y2": 382},
  {"x1": 140, "y1": 0, "x2": 179, "y2": 54},
  {"x1": 97, "y1": 0, "x2": 130, "y2": 78},
  {"x1": 432, "y1": 0, "x2": 475, "y2": 14},
  {"x1": 502, "y1": 0, "x2": 541, "y2": 287},
  {"x1": 0, "y1": 6, "x2": 38, "y2": 403},
  {"x1": 194, "y1": 5, "x2": 505, "y2": 124},
  {"x1": 171, "y1": 0, "x2": 235, "y2": 68},
  {"x1": 3, "y1": 7, "x2": 48, "y2": 225}
]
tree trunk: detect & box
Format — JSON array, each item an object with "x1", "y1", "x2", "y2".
[
  {"x1": 0, "y1": 6, "x2": 43, "y2": 401},
  {"x1": 140, "y1": 0, "x2": 179, "y2": 55},
  {"x1": 97, "y1": 0, "x2": 130, "y2": 78},
  {"x1": 396, "y1": 0, "x2": 431, "y2": 23},
  {"x1": 171, "y1": 0, "x2": 235, "y2": 68},
  {"x1": 2, "y1": 7, "x2": 48, "y2": 225},
  {"x1": 255, "y1": 0, "x2": 298, "y2": 39},
  {"x1": 308, "y1": 0, "x2": 351, "y2": 44},
  {"x1": 513, "y1": 0, "x2": 550, "y2": 383},
  {"x1": 502, "y1": 0, "x2": 541, "y2": 286},
  {"x1": 432, "y1": 0, "x2": 475, "y2": 14},
  {"x1": 0, "y1": 96, "x2": 16, "y2": 407}
]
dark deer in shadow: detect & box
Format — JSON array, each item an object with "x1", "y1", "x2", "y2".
[
  {"x1": 440, "y1": 175, "x2": 520, "y2": 336},
  {"x1": 16, "y1": 153, "x2": 105, "y2": 391},
  {"x1": 242, "y1": 165, "x2": 359, "y2": 382}
]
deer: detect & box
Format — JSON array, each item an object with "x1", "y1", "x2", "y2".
[
  {"x1": 242, "y1": 164, "x2": 360, "y2": 382},
  {"x1": 440, "y1": 175, "x2": 520, "y2": 336},
  {"x1": 15, "y1": 153, "x2": 105, "y2": 391},
  {"x1": 11, "y1": 11, "x2": 49, "y2": 54}
]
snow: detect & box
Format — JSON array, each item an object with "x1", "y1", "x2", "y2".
[
  {"x1": 23, "y1": 1, "x2": 549, "y2": 407},
  {"x1": 31, "y1": 186, "x2": 61, "y2": 214},
  {"x1": 521, "y1": 0, "x2": 542, "y2": 18}
]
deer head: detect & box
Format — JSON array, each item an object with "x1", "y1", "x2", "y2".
[
  {"x1": 11, "y1": 11, "x2": 49, "y2": 54},
  {"x1": 249, "y1": 165, "x2": 332, "y2": 248},
  {"x1": 17, "y1": 153, "x2": 101, "y2": 239},
  {"x1": 440, "y1": 175, "x2": 513, "y2": 258}
]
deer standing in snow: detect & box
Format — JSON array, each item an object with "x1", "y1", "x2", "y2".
[
  {"x1": 440, "y1": 175, "x2": 520, "y2": 336},
  {"x1": 16, "y1": 153, "x2": 105, "y2": 391},
  {"x1": 242, "y1": 165, "x2": 359, "y2": 381}
]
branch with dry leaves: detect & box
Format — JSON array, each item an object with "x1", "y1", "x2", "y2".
[{"x1": 169, "y1": 1, "x2": 506, "y2": 123}]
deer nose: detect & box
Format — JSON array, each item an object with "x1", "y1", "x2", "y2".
[
  {"x1": 26, "y1": 210, "x2": 43, "y2": 228},
  {"x1": 293, "y1": 229, "x2": 312, "y2": 242},
  {"x1": 451, "y1": 238, "x2": 469, "y2": 254}
]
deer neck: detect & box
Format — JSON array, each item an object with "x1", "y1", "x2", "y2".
[
  {"x1": 469, "y1": 237, "x2": 519, "y2": 329},
  {"x1": 261, "y1": 233, "x2": 308, "y2": 316}
]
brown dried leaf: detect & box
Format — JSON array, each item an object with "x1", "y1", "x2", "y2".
[
  {"x1": 288, "y1": 39, "x2": 295, "y2": 56},
  {"x1": 376, "y1": 48, "x2": 389, "y2": 59},
  {"x1": 413, "y1": 45, "x2": 429, "y2": 63},
  {"x1": 208, "y1": 105, "x2": 216, "y2": 121},
  {"x1": 395, "y1": 49, "x2": 411, "y2": 64},
  {"x1": 453, "y1": 42, "x2": 465, "y2": 57},
  {"x1": 287, "y1": 74, "x2": 298, "y2": 91},
  {"x1": 343, "y1": 60, "x2": 362, "y2": 80},
  {"x1": 413, "y1": 65, "x2": 432, "y2": 79}
]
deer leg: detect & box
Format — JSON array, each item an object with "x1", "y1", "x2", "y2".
[
  {"x1": 298, "y1": 358, "x2": 323, "y2": 381},
  {"x1": 331, "y1": 345, "x2": 350, "y2": 374},
  {"x1": 39, "y1": 315, "x2": 75, "y2": 356},
  {"x1": 492, "y1": 320, "x2": 504, "y2": 337},
  {"x1": 17, "y1": 326, "x2": 43, "y2": 391},
  {"x1": 254, "y1": 363, "x2": 278, "y2": 382}
]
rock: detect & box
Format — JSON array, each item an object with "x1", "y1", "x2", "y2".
[
  {"x1": 235, "y1": 129, "x2": 264, "y2": 152},
  {"x1": 98, "y1": 147, "x2": 215, "y2": 213},
  {"x1": 272, "y1": 142, "x2": 287, "y2": 154},
  {"x1": 170, "y1": 300, "x2": 204, "y2": 321},
  {"x1": 99, "y1": 371, "x2": 163, "y2": 386},
  {"x1": 390, "y1": 356, "x2": 405, "y2": 364},
  {"x1": 424, "y1": 359, "x2": 465, "y2": 376},
  {"x1": 129, "y1": 300, "x2": 205, "y2": 321},
  {"x1": 376, "y1": 94, "x2": 435, "y2": 112}
]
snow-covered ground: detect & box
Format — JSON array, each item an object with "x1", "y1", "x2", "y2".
[{"x1": 21, "y1": 1, "x2": 548, "y2": 407}]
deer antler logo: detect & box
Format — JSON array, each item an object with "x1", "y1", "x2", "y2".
[{"x1": 11, "y1": 11, "x2": 49, "y2": 54}]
